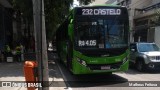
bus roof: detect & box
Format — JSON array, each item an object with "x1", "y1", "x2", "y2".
[
  {"x1": 91, "y1": 4, "x2": 121, "y2": 7},
  {"x1": 78, "y1": 4, "x2": 126, "y2": 8}
]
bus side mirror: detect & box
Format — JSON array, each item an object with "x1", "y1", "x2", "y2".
[
  {"x1": 68, "y1": 20, "x2": 74, "y2": 40},
  {"x1": 70, "y1": 19, "x2": 73, "y2": 24}
]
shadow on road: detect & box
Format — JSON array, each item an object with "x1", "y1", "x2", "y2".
[
  {"x1": 0, "y1": 52, "x2": 59, "y2": 80},
  {"x1": 48, "y1": 60, "x2": 64, "y2": 79},
  {"x1": 0, "y1": 62, "x2": 25, "y2": 78},
  {"x1": 65, "y1": 74, "x2": 128, "y2": 87},
  {"x1": 126, "y1": 66, "x2": 160, "y2": 75}
]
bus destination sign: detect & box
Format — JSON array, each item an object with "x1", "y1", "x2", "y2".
[{"x1": 81, "y1": 9, "x2": 121, "y2": 15}]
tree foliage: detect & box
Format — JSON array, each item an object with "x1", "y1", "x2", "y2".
[
  {"x1": 11, "y1": 0, "x2": 95, "y2": 40},
  {"x1": 44, "y1": 0, "x2": 73, "y2": 40},
  {"x1": 12, "y1": 0, "x2": 33, "y2": 22},
  {"x1": 45, "y1": 0, "x2": 95, "y2": 40},
  {"x1": 78, "y1": 0, "x2": 95, "y2": 5}
]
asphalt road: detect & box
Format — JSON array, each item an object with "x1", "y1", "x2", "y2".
[
  {"x1": 49, "y1": 52, "x2": 160, "y2": 90},
  {"x1": 1, "y1": 52, "x2": 159, "y2": 90}
]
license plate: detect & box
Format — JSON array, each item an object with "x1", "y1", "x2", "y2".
[{"x1": 101, "y1": 66, "x2": 110, "y2": 70}]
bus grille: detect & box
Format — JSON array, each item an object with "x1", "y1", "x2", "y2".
[{"x1": 87, "y1": 62, "x2": 123, "y2": 70}]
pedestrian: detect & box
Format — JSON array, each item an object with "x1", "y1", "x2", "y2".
[{"x1": 4, "y1": 44, "x2": 12, "y2": 62}]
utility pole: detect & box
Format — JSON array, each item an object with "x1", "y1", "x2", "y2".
[
  {"x1": 32, "y1": 0, "x2": 49, "y2": 90},
  {"x1": 41, "y1": 0, "x2": 49, "y2": 89},
  {"x1": 32, "y1": 1, "x2": 42, "y2": 90}
]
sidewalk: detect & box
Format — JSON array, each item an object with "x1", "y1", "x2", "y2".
[
  {"x1": 0, "y1": 52, "x2": 66, "y2": 90},
  {"x1": 0, "y1": 62, "x2": 27, "y2": 90}
]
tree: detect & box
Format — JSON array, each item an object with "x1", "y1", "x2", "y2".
[
  {"x1": 44, "y1": 0, "x2": 95, "y2": 40},
  {"x1": 78, "y1": 0, "x2": 95, "y2": 5},
  {"x1": 11, "y1": 0, "x2": 95, "y2": 41},
  {"x1": 44, "y1": 0, "x2": 73, "y2": 40}
]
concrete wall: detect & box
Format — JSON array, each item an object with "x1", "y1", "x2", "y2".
[
  {"x1": 90, "y1": 0, "x2": 107, "y2": 5},
  {"x1": 155, "y1": 26, "x2": 160, "y2": 47},
  {"x1": 106, "y1": 0, "x2": 117, "y2": 4},
  {"x1": 130, "y1": 0, "x2": 152, "y2": 9},
  {"x1": 152, "y1": 0, "x2": 160, "y2": 5}
]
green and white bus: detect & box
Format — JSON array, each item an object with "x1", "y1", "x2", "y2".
[{"x1": 56, "y1": 5, "x2": 129, "y2": 74}]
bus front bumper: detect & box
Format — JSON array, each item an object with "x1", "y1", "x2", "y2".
[{"x1": 72, "y1": 58, "x2": 129, "y2": 75}]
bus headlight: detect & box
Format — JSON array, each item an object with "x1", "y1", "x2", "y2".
[{"x1": 77, "y1": 58, "x2": 87, "y2": 66}]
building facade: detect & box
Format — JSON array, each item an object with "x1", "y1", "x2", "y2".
[
  {"x1": 90, "y1": 0, "x2": 108, "y2": 5},
  {"x1": 0, "y1": 0, "x2": 13, "y2": 51},
  {"x1": 106, "y1": 0, "x2": 160, "y2": 47}
]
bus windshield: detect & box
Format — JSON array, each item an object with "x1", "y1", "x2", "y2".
[{"x1": 74, "y1": 17, "x2": 128, "y2": 49}]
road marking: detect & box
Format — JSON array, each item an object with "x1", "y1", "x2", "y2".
[{"x1": 56, "y1": 59, "x2": 73, "y2": 90}]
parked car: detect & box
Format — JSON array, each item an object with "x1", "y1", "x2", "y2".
[{"x1": 130, "y1": 42, "x2": 160, "y2": 71}]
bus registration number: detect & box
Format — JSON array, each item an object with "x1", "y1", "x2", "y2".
[
  {"x1": 101, "y1": 66, "x2": 110, "y2": 70},
  {"x1": 78, "y1": 40, "x2": 96, "y2": 46}
]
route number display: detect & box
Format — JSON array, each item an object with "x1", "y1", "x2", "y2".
[{"x1": 82, "y1": 9, "x2": 121, "y2": 15}]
